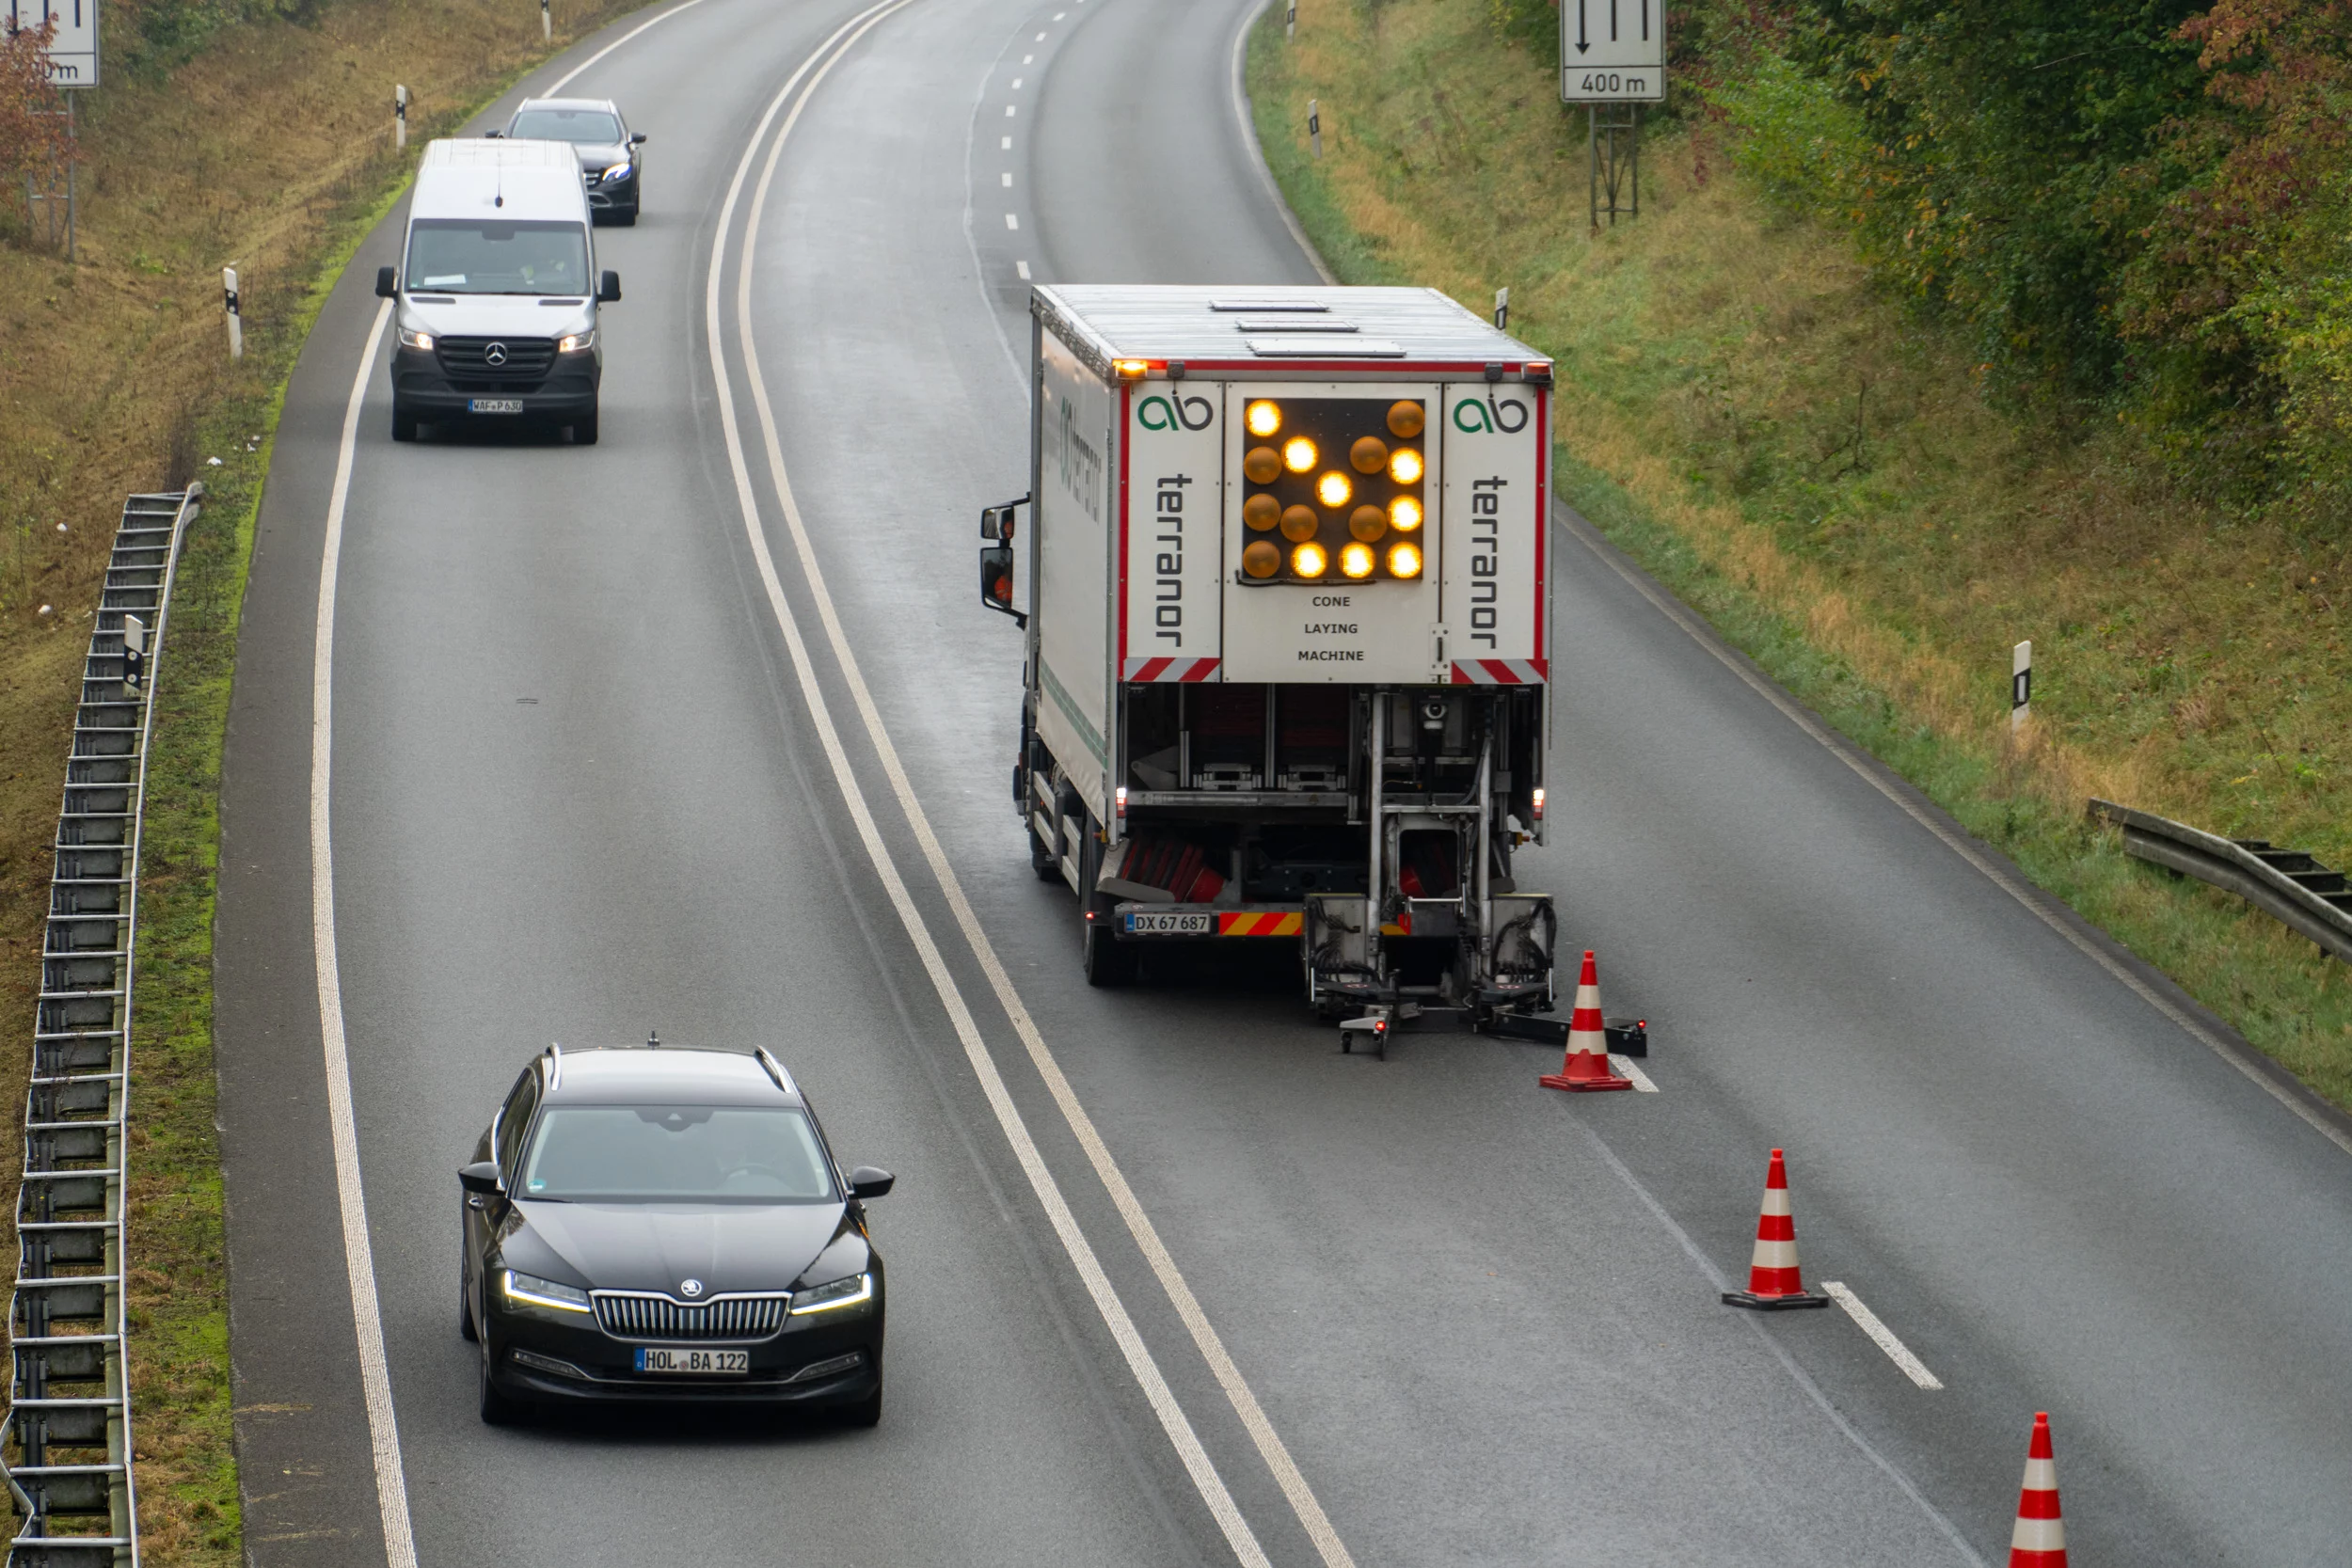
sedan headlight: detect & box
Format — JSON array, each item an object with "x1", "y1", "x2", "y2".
[
  {"x1": 557, "y1": 329, "x2": 596, "y2": 354},
  {"x1": 788, "y1": 1272, "x2": 872, "y2": 1316},
  {"x1": 501, "y1": 1269, "x2": 592, "y2": 1314},
  {"x1": 600, "y1": 161, "x2": 633, "y2": 184},
  {"x1": 397, "y1": 327, "x2": 435, "y2": 352}
]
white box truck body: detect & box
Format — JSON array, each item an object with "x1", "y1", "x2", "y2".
[{"x1": 981, "y1": 286, "x2": 1558, "y2": 1022}]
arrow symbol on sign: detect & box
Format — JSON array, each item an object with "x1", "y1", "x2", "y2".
[
  {"x1": 1576, "y1": 0, "x2": 1589, "y2": 52},
  {"x1": 1611, "y1": 0, "x2": 1620, "y2": 42}
]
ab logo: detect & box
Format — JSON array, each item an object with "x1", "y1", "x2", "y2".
[
  {"x1": 1136, "y1": 393, "x2": 1216, "y2": 432},
  {"x1": 1453, "y1": 394, "x2": 1530, "y2": 435}
]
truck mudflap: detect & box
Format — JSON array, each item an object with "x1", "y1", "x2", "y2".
[{"x1": 1113, "y1": 904, "x2": 1305, "y2": 938}]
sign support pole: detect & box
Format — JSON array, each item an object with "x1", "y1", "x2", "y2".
[{"x1": 1588, "y1": 103, "x2": 1639, "y2": 230}]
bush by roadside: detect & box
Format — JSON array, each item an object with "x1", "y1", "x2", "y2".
[{"x1": 1246, "y1": 0, "x2": 2352, "y2": 1111}]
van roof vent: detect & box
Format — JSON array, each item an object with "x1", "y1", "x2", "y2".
[{"x1": 1208, "y1": 298, "x2": 1328, "y2": 313}]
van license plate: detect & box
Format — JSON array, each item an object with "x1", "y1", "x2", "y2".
[
  {"x1": 469, "y1": 398, "x2": 525, "y2": 414},
  {"x1": 635, "y1": 1348, "x2": 749, "y2": 1375},
  {"x1": 1126, "y1": 911, "x2": 1213, "y2": 935}
]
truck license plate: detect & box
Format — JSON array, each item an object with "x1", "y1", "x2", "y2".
[
  {"x1": 634, "y1": 1347, "x2": 749, "y2": 1375},
  {"x1": 469, "y1": 397, "x2": 525, "y2": 414},
  {"x1": 1126, "y1": 911, "x2": 1213, "y2": 935}
]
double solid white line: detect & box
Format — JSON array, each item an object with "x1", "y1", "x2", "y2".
[{"x1": 707, "y1": 8, "x2": 1357, "y2": 1568}]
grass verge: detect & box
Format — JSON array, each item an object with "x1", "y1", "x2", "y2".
[
  {"x1": 0, "y1": 2, "x2": 655, "y2": 1559},
  {"x1": 1245, "y1": 0, "x2": 2352, "y2": 1111}
]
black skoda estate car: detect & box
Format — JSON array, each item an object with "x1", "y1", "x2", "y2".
[{"x1": 459, "y1": 1039, "x2": 892, "y2": 1425}]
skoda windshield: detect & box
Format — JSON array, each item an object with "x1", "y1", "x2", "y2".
[
  {"x1": 405, "y1": 218, "x2": 588, "y2": 295},
  {"x1": 517, "y1": 1105, "x2": 838, "y2": 1204}
]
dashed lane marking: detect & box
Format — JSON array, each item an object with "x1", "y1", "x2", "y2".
[{"x1": 1821, "y1": 1283, "x2": 1945, "y2": 1390}]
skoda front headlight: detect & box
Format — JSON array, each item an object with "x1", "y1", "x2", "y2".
[
  {"x1": 789, "y1": 1273, "x2": 874, "y2": 1316},
  {"x1": 501, "y1": 1269, "x2": 592, "y2": 1314}
]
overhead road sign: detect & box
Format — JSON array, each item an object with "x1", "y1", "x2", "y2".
[
  {"x1": 6, "y1": 0, "x2": 99, "y2": 87},
  {"x1": 1560, "y1": 0, "x2": 1661, "y2": 103}
]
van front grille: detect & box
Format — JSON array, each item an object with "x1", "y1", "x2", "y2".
[
  {"x1": 435, "y1": 335, "x2": 557, "y2": 390},
  {"x1": 593, "y1": 1291, "x2": 788, "y2": 1341}
]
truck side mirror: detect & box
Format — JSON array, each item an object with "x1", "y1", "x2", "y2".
[
  {"x1": 979, "y1": 503, "x2": 1018, "y2": 541},
  {"x1": 596, "y1": 270, "x2": 622, "y2": 303},
  {"x1": 375, "y1": 265, "x2": 398, "y2": 299},
  {"x1": 980, "y1": 545, "x2": 1023, "y2": 626}
]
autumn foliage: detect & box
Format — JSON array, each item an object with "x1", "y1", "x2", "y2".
[{"x1": 0, "y1": 18, "x2": 71, "y2": 192}]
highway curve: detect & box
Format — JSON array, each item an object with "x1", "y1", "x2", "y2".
[{"x1": 215, "y1": 0, "x2": 2352, "y2": 1562}]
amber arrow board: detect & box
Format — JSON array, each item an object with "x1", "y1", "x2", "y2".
[{"x1": 1561, "y1": 0, "x2": 1662, "y2": 103}]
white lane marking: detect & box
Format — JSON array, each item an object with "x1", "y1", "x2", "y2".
[
  {"x1": 1005, "y1": 212, "x2": 1019, "y2": 230},
  {"x1": 708, "y1": 12, "x2": 1285, "y2": 1568},
  {"x1": 1820, "y1": 1283, "x2": 1945, "y2": 1390},
  {"x1": 1005, "y1": 103, "x2": 1017, "y2": 116},
  {"x1": 1035, "y1": 29, "x2": 1046, "y2": 38},
  {"x1": 1016, "y1": 260, "x2": 1031, "y2": 278},
  {"x1": 734, "y1": 35, "x2": 1359, "y2": 1568},
  {"x1": 1577, "y1": 1129, "x2": 1989, "y2": 1565},
  {"x1": 1001, "y1": 134, "x2": 1012, "y2": 148},
  {"x1": 1608, "y1": 1053, "x2": 1659, "y2": 1092},
  {"x1": 312, "y1": 296, "x2": 420, "y2": 1568},
  {"x1": 1228, "y1": 0, "x2": 1335, "y2": 284},
  {"x1": 548, "y1": 0, "x2": 715, "y2": 92},
  {"x1": 1010, "y1": 75, "x2": 1023, "y2": 87},
  {"x1": 1553, "y1": 513, "x2": 2352, "y2": 1162},
  {"x1": 1002, "y1": 171, "x2": 1013, "y2": 186},
  {"x1": 1023, "y1": 52, "x2": 1034, "y2": 62}
]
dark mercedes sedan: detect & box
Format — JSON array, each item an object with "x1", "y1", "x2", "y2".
[
  {"x1": 497, "y1": 96, "x2": 647, "y2": 225},
  {"x1": 459, "y1": 1039, "x2": 891, "y2": 1425}
]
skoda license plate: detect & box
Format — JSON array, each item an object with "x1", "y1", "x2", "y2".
[
  {"x1": 469, "y1": 398, "x2": 525, "y2": 415},
  {"x1": 635, "y1": 1347, "x2": 749, "y2": 1375},
  {"x1": 1126, "y1": 911, "x2": 1213, "y2": 935}
]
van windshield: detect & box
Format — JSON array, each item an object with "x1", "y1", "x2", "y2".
[
  {"x1": 511, "y1": 108, "x2": 622, "y2": 143},
  {"x1": 405, "y1": 219, "x2": 588, "y2": 295}
]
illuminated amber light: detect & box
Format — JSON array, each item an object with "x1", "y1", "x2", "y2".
[
  {"x1": 1245, "y1": 400, "x2": 1282, "y2": 437},
  {"x1": 1244, "y1": 446, "x2": 1281, "y2": 485},
  {"x1": 1113, "y1": 359, "x2": 1151, "y2": 380},
  {"x1": 1243, "y1": 494, "x2": 1280, "y2": 532},
  {"x1": 1340, "y1": 542, "x2": 1375, "y2": 578},
  {"x1": 1348, "y1": 505, "x2": 1387, "y2": 542},
  {"x1": 1279, "y1": 505, "x2": 1320, "y2": 543},
  {"x1": 1282, "y1": 436, "x2": 1318, "y2": 473},
  {"x1": 1389, "y1": 447, "x2": 1423, "y2": 484},
  {"x1": 1350, "y1": 436, "x2": 1389, "y2": 474},
  {"x1": 1387, "y1": 401, "x2": 1425, "y2": 439},
  {"x1": 1315, "y1": 471, "x2": 1353, "y2": 509},
  {"x1": 1388, "y1": 541, "x2": 1422, "y2": 577},
  {"x1": 1292, "y1": 542, "x2": 1329, "y2": 578},
  {"x1": 1243, "y1": 540, "x2": 1281, "y2": 578},
  {"x1": 1389, "y1": 495, "x2": 1422, "y2": 531}
]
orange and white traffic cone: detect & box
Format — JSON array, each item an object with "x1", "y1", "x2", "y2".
[
  {"x1": 1721, "y1": 1148, "x2": 1831, "y2": 1309},
  {"x1": 1538, "y1": 950, "x2": 1632, "y2": 1093},
  {"x1": 2008, "y1": 1412, "x2": 2068, "y2": 1567}
]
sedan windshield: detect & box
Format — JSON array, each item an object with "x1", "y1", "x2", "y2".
[
  {"x1": 519, "y1": 1106, "x2": 836, "y2": 1203},
  {"x1": 511, "y1": 108, "x2": 623, "y2": 143},
  {"x1": 405, "y1": 219, "x2": 587, "y2": 295}
]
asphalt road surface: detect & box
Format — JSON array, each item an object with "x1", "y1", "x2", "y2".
[{"x1": 215, "y1": 0, "x2": 2352, "y2": 1562}]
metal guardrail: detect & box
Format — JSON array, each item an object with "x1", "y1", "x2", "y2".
[
  {"x1": 2089, "y1": 798, "x2": 2352, "y2": 964},
  {"x1": 6, "y1": 486, "x2": 201, "y2": 1568}
]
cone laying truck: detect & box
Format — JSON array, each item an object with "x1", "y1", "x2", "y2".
[{"x1": 979, "y1": 285, "x2": 1559, "y2": 1033}]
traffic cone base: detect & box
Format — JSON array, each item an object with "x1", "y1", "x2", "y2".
[
  {"x1": 1539, "y1": 949, "x2": 1634, "y2": 1092},
  {"x1": 1720, "y1": 1287, "x2": 1831, "y2": 1310}
]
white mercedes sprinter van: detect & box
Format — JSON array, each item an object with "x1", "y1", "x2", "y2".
[{"x1": 375, "y1": 137, "x2": 620, "y2": 444}]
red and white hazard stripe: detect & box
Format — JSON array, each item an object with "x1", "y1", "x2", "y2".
[
  {"x1": 1744, "y1": 1149, "x2": 1807, "y2": 1298},
  {"x1": 2009, "y1": 1413, "x2": 2068, "y2": 1566},
  {"x1": 1451, "y1": 658, "x2": 1547, "y2": 686},
  {"x1": 1122, "y1": 657, "x2": 1221, "y2": 683}
]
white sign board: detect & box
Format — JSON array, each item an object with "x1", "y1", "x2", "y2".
[
  {"x1": 7, "y1": 0, "x2": 99, "y2": 87},
  {"x1": 1560, "y1": 0, "x2": 1661, "y2": 103}
]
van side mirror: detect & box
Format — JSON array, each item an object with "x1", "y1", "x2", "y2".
[
  {"x1": 485, "y1": 129, "x2": 503, "y2": 138},
  {"x1": 597, "y1": 270, "x2": 622, "y2": 304},
  {"x1": 458, "y1": 1160, "x2": 504, "y2": 1196},
  {"x1": 375, "y1": 266, "x2": 397, "y2": 299},
  {"x1": 630, "y1": 132, "x2": 648, "y2": 146},
  {"x1": 847, "y1": 1165, "x2": 895, "y2": 1200}
]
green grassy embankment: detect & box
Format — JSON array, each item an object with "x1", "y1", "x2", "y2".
[
  {"x1": 1246, "y1": 0, "x2": 2352, "y2": 1110},
  {"x1": 0, "y1": 2, "x2": 650, "y2": 1558}
]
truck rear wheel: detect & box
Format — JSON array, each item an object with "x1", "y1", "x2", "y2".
[{"x1": 1083, "y1": 916, "x2": 1138, "y2": 987}]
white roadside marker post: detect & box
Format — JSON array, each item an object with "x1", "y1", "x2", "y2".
[
  {"x1": 223, "y1": 267, "x2": 242, "y2": 360},
  {"x1": 394, "y1": 84, "x2": 408, "y2": 151},
  {"x1": 1309, "y1": 98, "x2": 1321, "y2": 159},
  {"x1": 2011, "y1": 640, "x2": 2031, "y2": 732},
  {"x1": 1495, "y1": 287, "x2": 1509, "y2": 330},
  {"x1": 1285, "y1": 0, "x2": 1295, "y2": 40},
  {"x1": 541, "y1": 0, "x2": 551, "y2": 40}
]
